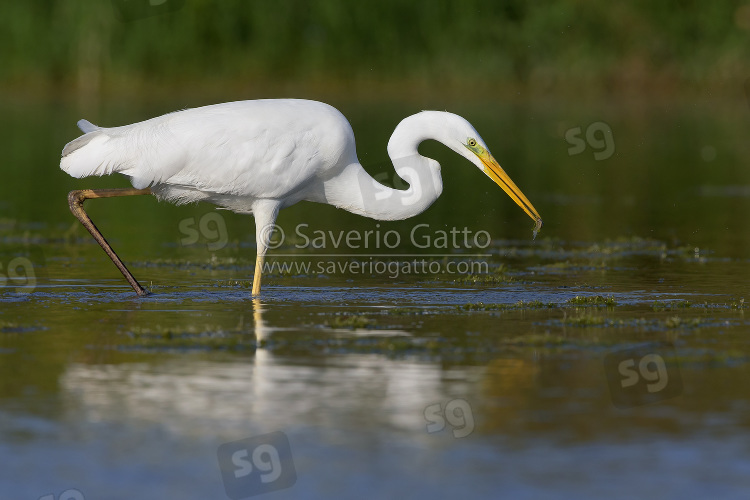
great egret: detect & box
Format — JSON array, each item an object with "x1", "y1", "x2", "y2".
[{"x1": 61, "y1": 99, "x2": 542, "y2": 296}]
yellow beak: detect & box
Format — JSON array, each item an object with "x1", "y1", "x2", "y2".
[{"x1": 478, "y1": 152, "x2": 543, "y2": 237}]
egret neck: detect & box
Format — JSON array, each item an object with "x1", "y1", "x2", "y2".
[{"x1": 322, "y1": 112, "x2": 450, "y2": 221}]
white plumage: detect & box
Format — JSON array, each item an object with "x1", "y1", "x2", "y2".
[
  {"x1": 63, "y1": 100, "x2": 347, "y2": 206},
  {"x1": 61, "y1": 99, "x2": 542, "y2": 295}
]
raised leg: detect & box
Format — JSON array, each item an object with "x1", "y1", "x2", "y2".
[{"x1": 68, "y1": 188, "x2": 152, "y2": 297}]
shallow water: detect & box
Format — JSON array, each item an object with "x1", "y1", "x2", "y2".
[{"x1": 1, "y1": 95, "x2": 750, "y2": 499}]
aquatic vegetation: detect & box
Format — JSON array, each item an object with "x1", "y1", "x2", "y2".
[
  {"x1": 450, "y1": 262, "x2": 514, "y2": 284},
  {"x1": 556, "y1": 314, "x2": 708, "y2": 330},
  {"x1": 730, "y1": 298, "x2": 746, "y2": 310},
  {"x1": 222, "y1": 279, "x2": 253, "y2": 288},
  {"x1": 567, "y1": 295, "x2": 616, "y2": 306},
  {"x1": 124, "y1": 325, "x2": 253, "y2": 350},
  {"x1": 652, "y1": 300, "x2": 692, "y2": 311},
  {"x1": 459, "y1": 296, "x2": 616, "y2": 312},
  {"x1": 563, "y1": 314, "x2": 608, "y2": 326},
  {"x1": 326, "y1": 315, "x2": 376, "y2": 329},
  {"x1": 454, "y1": 271, "x2": 514, "y2": 285},
  {"x1": 458, "y1": 300, "x2": 556, "y2": 311}
]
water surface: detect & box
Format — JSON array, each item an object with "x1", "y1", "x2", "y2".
[{"x1": 1, "y1": 95, "x2": 749, "y2": 499}]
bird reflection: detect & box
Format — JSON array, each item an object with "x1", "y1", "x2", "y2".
[{"x1": 252, "y1": 298, "x2": 267, "y2": 343}]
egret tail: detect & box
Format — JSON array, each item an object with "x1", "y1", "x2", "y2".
[
  {"x1": 77, "y1": 119, "x2": 101, "y2": 133},
  {"x1": 60, "y1": 128, "x2": 122, "y2": 179}
]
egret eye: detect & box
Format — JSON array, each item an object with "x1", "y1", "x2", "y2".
[{"x1": 467, "y1": 138, "x2": 477, "y2": 147}]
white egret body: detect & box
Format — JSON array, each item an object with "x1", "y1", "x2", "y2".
[{"x1": 61, "y1": 99, "x2": 542, "y2": 296}]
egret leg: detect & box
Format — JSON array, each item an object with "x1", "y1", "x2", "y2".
[
  {"x1": 252, "y1": 253, "x2": 264, "y2": 296},
  {"x1": 68, "y1": 188, "x2": 152, "y2": 297},
  {"x1": 250, "y1": 199, "x2": 281, "y2": 297}
]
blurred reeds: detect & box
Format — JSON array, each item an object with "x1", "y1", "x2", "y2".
[{"x1": 2, "y1": 0, "x2": 750, "y2": 97}]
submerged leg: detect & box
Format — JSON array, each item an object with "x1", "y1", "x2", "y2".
[{"x1": 68, "y1": 188, "x2": 152, "y2": 297}]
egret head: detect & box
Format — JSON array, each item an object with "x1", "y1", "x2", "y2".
[
  {"x1": 388, "y1": 110, "x2": 543, "y2": 236},
  {"x1": 443, "y1": 116, "x2": 543, "y2": 236}
]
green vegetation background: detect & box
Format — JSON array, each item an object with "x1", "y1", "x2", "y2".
[{"x1": 3, "y1": 0, "x2": 750, "y2": 97}]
